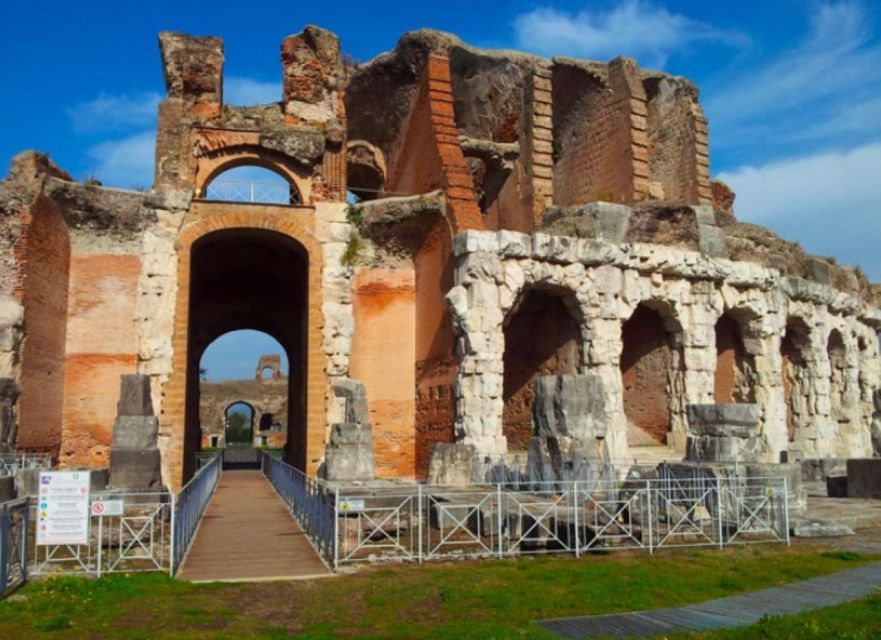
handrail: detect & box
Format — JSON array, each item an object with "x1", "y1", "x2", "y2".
[{"x1": 171, "y1": 452, "x2": 223, "y2": 574}]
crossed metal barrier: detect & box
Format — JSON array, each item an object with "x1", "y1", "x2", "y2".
[{"x1": 1, "y1": 498, "x2": 28, "y2": 597}]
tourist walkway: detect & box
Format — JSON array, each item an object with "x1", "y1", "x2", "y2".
[
  {"x1": 539, "y1": 562, "x2": 881, "y2": 638},
  {"x1": 179, "y1": 470, "x2": 329, "y2": 582}
]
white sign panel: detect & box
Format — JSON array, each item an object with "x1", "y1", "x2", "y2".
[
  {"x1": 91, "y1": 500, "x2": 124, "y2": 517},
  {"x1": 37, "y1": 471, "x2": 91, "y2": 546},
  {"x1": 339, "y1": 498, "x2": 365, "y2": 513}
]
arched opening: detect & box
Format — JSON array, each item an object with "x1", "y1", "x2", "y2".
[
  {"x1": 502, "y1": 288, "x2": 582, "y2": 451},
  {"x1": 198, "y1": 330, "x2": 290, "y2": 452},
  {"x1": 224, "y1": 401, "x2": 254, "y2": 445},
  {"x1": 714, "y1": 313, "x2": 757, "y2": 403},
  {"x1": 346, "y1": 140, "x2": 385, "y2": 201},
  {"x1": 781, "y1": 318, "x2": 811, "y2": 443},
  {"x1": 203, "y1": 165, "x2": 302, "y2": 205},
  {"x1": 184, "y1": 228, "x2": 308, "y2": 476},
  {"x1": 828, "y1": 329, "x2": 847, "y2": 424},
  {"x1": 620, "y1": 304, "x2": 683, "y2": 447}
]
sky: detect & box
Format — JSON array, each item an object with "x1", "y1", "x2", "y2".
[{"x1": 2, "y1": 1, "x2": 879, "y2": 378}]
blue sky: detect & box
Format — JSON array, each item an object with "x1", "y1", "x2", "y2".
[{"x1": 2, "y1": 1, "x2": 879, "y2": 378}]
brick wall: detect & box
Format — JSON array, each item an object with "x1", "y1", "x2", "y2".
[
  {"x1": 60, "y1": 253, "x2": 141, "y2": 467},
  {"x1": 14, "y1": 195, "x2": 70, "y2": 455}
]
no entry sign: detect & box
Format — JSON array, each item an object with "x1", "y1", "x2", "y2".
[{"x1": 36, "y1": 471, "x2": 91, "y2": 546}]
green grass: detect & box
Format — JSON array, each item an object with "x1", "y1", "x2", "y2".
[{"x1": 0, "y1": 546, "x2": 876, "y2": 639}]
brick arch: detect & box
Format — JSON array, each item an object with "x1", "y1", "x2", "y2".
[
  {"x1": 162, "y1": 205, "x2": 326, "y2": 489},
  {"x1": 194, "y1": 146, "x2": 313, "y2": 204}
]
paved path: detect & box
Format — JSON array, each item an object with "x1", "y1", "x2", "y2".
[
  {"x1": 179, "y1": 470, "x2": 329, "y2": 582},
  {"x1": 539, "y1": 562, "x2": 881, "y2": 638}
]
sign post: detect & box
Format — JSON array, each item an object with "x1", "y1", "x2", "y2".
[{"x1": 36, "y1": 471, "x2": 91, "y2": 547}]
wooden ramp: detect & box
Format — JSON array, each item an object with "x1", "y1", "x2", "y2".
[{"x1": 179, "y1": 470, "x2": 329, "y2": 582}]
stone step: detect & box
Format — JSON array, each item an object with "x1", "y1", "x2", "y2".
[{"x1": 628, "y1": 445, "x2": 681, "y2": 466}]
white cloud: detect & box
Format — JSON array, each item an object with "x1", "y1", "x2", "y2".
[
  {"x1": 85, "y1": 131, "x2": 155, "y2": 189},
  {"x1": 68, "y1": 92, "x2": 161, "y2": 133},
  {"x1": 224, "y1": 76, "x2": 281, "y2": 105},
  {"x1": 513, "y1": 0, "x2": 747, "y2": 67},
  {"x1": 717, "y1": 142, "x2": 881, "y2": 280},
  {"x1": 705, "y1": 1, "x2": 881, "y2": 146}
]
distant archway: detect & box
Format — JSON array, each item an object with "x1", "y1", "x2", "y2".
[{"x1": 224, "y1": 401, "x2": 255, "y2": 445}]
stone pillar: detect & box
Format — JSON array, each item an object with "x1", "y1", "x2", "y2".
[
  {"x1": 323, "y1": 379, "x2": 375, "y2": 481},
  {"x1": 109, "y1": 375, "x2": 163, "y2": 491}
]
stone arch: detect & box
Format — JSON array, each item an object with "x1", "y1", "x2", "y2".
[
  {"x1": 781, "y1": 316, "x2": 812, "y2": 443},
  {"x1": 620, "y1": 301, "x2": 685, "y2": 447},
  {"x1": 162, "y1": 206, "x2": 326, "y2": 489},
  {"x1": 501, "y1": 285, "x2": 583, "y2": 450},
  {"x1": 223, "y1": 400, "x2": 255, "y2": 444},
  {"x1": 346, "y1": 140, "x2": 385, "y2": 201},
  {"x1": 714, "y1": 309, "x2": 759, "y2": 404},
  {"x1": 194, "y1": 146, "x2": 312, "y2": 204}
]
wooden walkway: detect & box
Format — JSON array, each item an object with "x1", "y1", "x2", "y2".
[
  {"x1": 539, "y1": 562, "x2": 881, "y2": 638},
  {"x1": 178, "y1": 470, "x2": 329, "y2": 582}
]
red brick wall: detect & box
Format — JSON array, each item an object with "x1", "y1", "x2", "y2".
[
  {"x1": 714, "y1": 314, "x2": 754, "y2": 404},
  {"x1": 14, "y1": 195, "x2": 70, "y2": 455},
  {"x1": 620, "y1": 306, "x2": 673, "y2": 445},
  {"x1": 60, "y1": 254, "x2": 141, "y2": 467}
]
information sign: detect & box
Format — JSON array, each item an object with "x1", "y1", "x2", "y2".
[{"x1": 36, "y1": 471, "x2": 91, "y2": 546}]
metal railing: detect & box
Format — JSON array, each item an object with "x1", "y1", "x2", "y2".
[
  {"x1": 1, "y1": 498, "x2": 29, "y2": 597},
  {"x1": 172, "y1": 452, "x2": 223, "y2": 573},
  {"x1": 204, "y1": 180, "x2": 301, "y2": 205},
  {"x1": 259, "y1": 452, "x2": 335, "y2": 565},
  {"x1": 333, "y1": 475, "x2": 789, "y2": 566},
  {"x1": 0, "y1": 453, "x2": 51, "y2": 476}
]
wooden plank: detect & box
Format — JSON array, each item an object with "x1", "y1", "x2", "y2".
[{"x1": 179, "y1": 470, "x2": 329, "y2": 582}]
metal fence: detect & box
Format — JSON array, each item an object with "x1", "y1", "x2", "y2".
[
  {"x1": 0, "y1": 453, "x2": 51, "y2": 476},
  {"x1": 204, "y1": 180, "x2": 300, "y2": 205},
  {"x1": 1, "y1": 498, "x2": 29, "y2": 597},
  {"x1": 333, "y1": 475, "x2": 789, "y2": 566},
  {"x1": 259, "y1": 452, "x2": 336, "y2": 565},
  {"x1": 172, "y1": 452, "x2": 223, "y2": 572}
]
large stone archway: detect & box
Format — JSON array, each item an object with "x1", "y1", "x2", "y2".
[{"x1": 162, "y1": 204, "x2": 326, "y2": 488}]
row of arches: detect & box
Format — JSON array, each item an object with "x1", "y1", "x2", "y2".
[{"x1": 499, "y1": 286, "x2": 872, "y2": 453}]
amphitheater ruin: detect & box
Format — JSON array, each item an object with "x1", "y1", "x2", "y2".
[{"x1": 1, "y1": 24, "x2": 880, "y2": 514}]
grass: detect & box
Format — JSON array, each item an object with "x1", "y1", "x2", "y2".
[{"x1": 0, "y1": 546, "x2": 876, "y2": 639}]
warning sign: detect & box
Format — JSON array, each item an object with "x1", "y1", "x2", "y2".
[
  {"x1": 339, "y1": 498, "x2": 365, "y2": 513},
  {"x1": 37, "y1": 471, "x2": 91, "y2": 546},
  {"x1": 91, "y1": 500, "x2": 124, "y2": 517}
]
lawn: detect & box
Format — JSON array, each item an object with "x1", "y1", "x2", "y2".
[{"x1": 0, "y1": 546, "x2": 876, "y2": 639}]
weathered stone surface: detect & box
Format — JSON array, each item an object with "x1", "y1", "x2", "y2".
[
  {"x1": 158, "y1": 31, "x2": 223, "y2": 102},
  {"x1": 333, "y1": 379, "x2": 369, "y2": 426},
  {"x1": 533, "y1": 374, "x2": 609, "y2": 441},
  {"x1": 14, "y1": 468, "x2": 38, "y2": 497},
  {"x1": 686, "y1": 435, "x2": 763, "y2": 463},
  {"x1": 0, "y1": 378, "x2": 19, "y2": 452},
  {"x1": 846, "y1": 459, "x2": 881, "y2": 498},
  {"x1": 826, "y1": 475, "x2": 848, "y2": 498},
  {"x1": 330, "y1": 422, "x2": 372, "y2": 445},
  {"x1": 116, "y1": 375, "x2": 154, "y2": 417},
  {"x1": 687, "y1": 404, "x2": 760, "y2": 438},
  {"x1": 111, "y1": 416, "x2": 160, "y2": 450},
  {"x1": 258, "y1": 127, "x2": 325, "y2": 166},
  {"x1": 427, "y1": 443, "x2": 476, "y2": 485},
  {"x1": 801, "y1": 458, "x2": 847, "y2": 482},
  {"x1": 744, "y1": 462, "x2": 806, "y2": 514},
  {"x1": 108, "y1": 449, "x2": 163, "y2": 490},
  {"x1": 792, "y1": 517, "x2": 854, "y2": 538},
  {"x1": 324, "y1": 443, "x2": 374, "y2": 482}
]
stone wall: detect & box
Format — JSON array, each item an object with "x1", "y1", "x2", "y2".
[
  {"x1": 447, "y1": 228, "x2": 881, "y2": 461},
  {"x1": 198, "y1": 376, "x2": 288, "y2": 448}
]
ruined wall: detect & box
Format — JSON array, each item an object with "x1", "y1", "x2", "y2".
[
  {"x1": 198, "y1": 376, "x2": 289, "y2": 448},
  {"x1": 14, "y1": 195, "x2": 70, "y2": 454},
  {"x1": 502, "y1": 290, "x2": 581, "y2": 450},
  {"x1": 350, "y1": 267, "x2": 416, "y2": 477},
  {"x1": 447, "y1": 229, "x2": 881, "y2": 462}
]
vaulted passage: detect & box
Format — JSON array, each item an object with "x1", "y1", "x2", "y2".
[
  {"x1": 714, "y1": 313, "x2": 757, "y2": 404},
  {"x1": 620, "y1": 305, "x2": 682, "y2": 446},
  {"x1": 184, "y1": 229, "x2": 308, "y2": 479},
  {"x1": 502, "y1": 289, "x2": 582, "y2": 450}
]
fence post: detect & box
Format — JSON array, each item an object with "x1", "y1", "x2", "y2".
[
  {"x1": 417, "y1": 484, "x2": 423, "y2": 563},
  {"x1": 496, "y1": 483, "x2": 504, "y2": 559},
  {"x1": 573, "y1": 481, "x2": 580, "y2": 558},
  {"x1": 21, "y1": 498, "x2": 29, "y2": 584},
  {"x1": 96, "y1": 514, "x2": 103, "y2": 579},
  {"x1": 333, "y1": 487, "x2": 340, "y2": 570},
  {"x1": 0, "y1": 503, "x2": 9, "y2": 596},
  {"x1": 717, "y1": 478, "x2": 724, "y2": 549},
  {"x1": 646, "y1": 480, "x2": 653, "y2": 555},
  {"x1": 169, "y1": 492, "x2": 176, "y2": 576},
  {"x1": 783, "y1": 475, "x2": 790, "y2": 547}
]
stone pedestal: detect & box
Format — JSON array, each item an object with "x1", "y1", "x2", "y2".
[
  {"x1": 323, "y1": 379, "x2": 375, "y2": 482},
  {"x1": 427, "y1": 443, "x2": 477, "y2": 485},
  {"x1": 109, "y1": 375, "x2": 163, "y2": 491},
  {"x1": 685, "y1": 404, "x2": 762, "y2": 463}
]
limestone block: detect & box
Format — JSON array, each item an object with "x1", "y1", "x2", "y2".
[
  {"x1": 111, "y1": 416, "x2": 160, "y2": 450},
  {"x1": 117, "y1": 375, "x2": 155, "y2": 417},
  {"x1": 686, "y1": 434, "x2": 763, "y2": 463},
  {"x1": 532, "y1": 374, "x2": 609, "y2": 441},
  {"x1": 0, "y1": 378, "x2": 19, "y2": 451},
  {"x1": 14, "y1": 468, "x2": 38, "y2": 496},
  {"x1": 330, "y1": 422, "x2": 372, "y2": 445},
  {"x1": 686, "y1": 404, "x2": 759, "y2": 438},
  {"x1": 588, "y1": 202, "x2": 632, "y2": 243},
  {"x1": 427, "y1": 443, "x2": 476, "y2": 485},
  {"x1": 324, "y1": 444, "x2": 374, "y2": 482},
  {"x1": 0, "y1": 475, "x2": 14, "y2": 501},
  {"x1": 801, "y1": 458, "x2": 847, "y2": 482},
  {"x1": 792, "y1": 518, "x2": 854, "y2": 538},
  {"x1": 453, "y1": 230, "x2": 499, "y2": 257},
  {"x1": 332, "y1": 379, "x2": 368, "y2": 425},
  {"x1": 109, "y1": 449, "x2": 163, "y2": 490},
  {"x1": 0, "y1": 297, "x2": 24, "y2": 328},
  {"x1": 497, "y1": 230, "x2": 531, "y2": 257}
]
